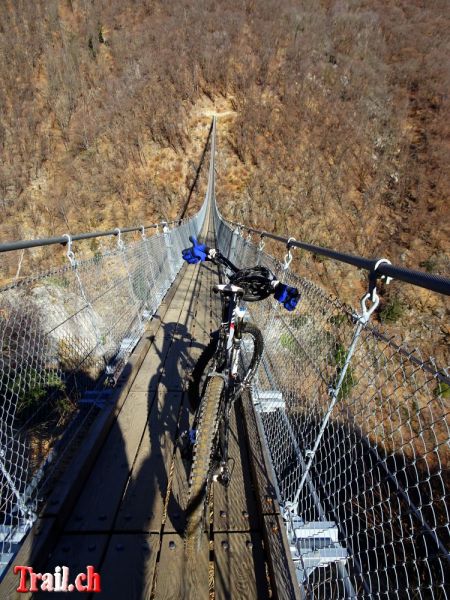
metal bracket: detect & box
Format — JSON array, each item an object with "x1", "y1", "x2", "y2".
[
  {"x1": 283, "y1": 237, "x2": 296, "y2": 270},
  {"x1": 357, "y1": 258, "x2": 392, "y2": 325},
  {"x1": 357, "y1": 292, "x2": 380, "y2": 325},
  {"x1": 374, "y1": 258, "x2": 393, "y2": 285},
  {"x1": 114, "y1": 227, "x2": 125, "y2": 250},
  {"x1": 62, "y1": 233, "x2": 76, "y2": 267},
  {"x1": 258, "y1": 233, "x2": 266, "y2": 252}
]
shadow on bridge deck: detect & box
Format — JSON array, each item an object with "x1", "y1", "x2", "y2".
[{"x1": 3, "y1": 229, "x2": 286, "y2": 599}]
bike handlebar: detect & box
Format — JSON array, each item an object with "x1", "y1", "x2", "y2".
[{"x1": 182, "y1": 238, "x2": 300, "y2": 311}]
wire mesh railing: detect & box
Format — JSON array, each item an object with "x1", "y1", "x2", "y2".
[
  {"x1": 0, "y1": 199, "x2": 207, "y2": 575},
  {"x1": 214, "y1": 201, "x2": 450, "y2": 599}
]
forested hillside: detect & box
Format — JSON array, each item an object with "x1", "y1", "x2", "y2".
[{"x1": 0, "y1": 0, "x2": 448, "y2": 361}]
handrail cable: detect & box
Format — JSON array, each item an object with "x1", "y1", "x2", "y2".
[
  {"x1": 226, "y1": 219, "x2": 450, "y2": 296},
  {"x1": 0, "y1": 218, "x2": 185, "y2": 254}
]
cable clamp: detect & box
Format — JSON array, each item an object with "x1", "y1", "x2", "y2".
[
  {"x1": 162, "y1": 221, "x2": 170, "y2": 234},
  {"x1": 140, "y1": 225, "x2": 146, "y2": 240},
  {"x1": 62, "y1": 233, "x2": 76, "y2": 267},
  {"x1": 114, "y1": 228, "x2": 125, "y2": 250},
  {"x1": 358, "y1": 291, "x2": 380, "y2": 325},
  {"x1": 356, "y1": 256, "x2": 393, "y2": 324},
  {"x1": 357, "y1": 266, "x2": 383, "y2": 324},
  {"x1": 374, "y1": 258, "x2": 393, "y2": 285},
  {"x1": 258, "y1": 233, "x2": 266, "y2": 252},
  {"x1": 283, "y1": 237, "x2": 296, "y2": 270}
]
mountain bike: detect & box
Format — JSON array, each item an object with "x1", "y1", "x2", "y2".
[{"x1": 180, "y1": 236, "x2": 300, "y2": 551}]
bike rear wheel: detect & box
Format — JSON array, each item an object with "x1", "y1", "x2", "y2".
[{"x1": 185, "y1": 375, "x2": 224, "y2": 553}]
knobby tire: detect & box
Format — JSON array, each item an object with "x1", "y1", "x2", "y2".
[{"x1": 185, "y1": 376, "x2": 224, "y2": 554}]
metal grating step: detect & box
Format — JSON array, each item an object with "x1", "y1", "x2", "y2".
[
  {"x1": 286, "y1": 520, "x2": 348, "y2": 584},
  {"x1": 253, "y1": 390, "x2": 285, "y2": 412}
]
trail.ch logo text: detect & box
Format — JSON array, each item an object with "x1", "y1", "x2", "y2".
[{"x1": 15, "y1": 565, "x2": 101, "y2": 593}]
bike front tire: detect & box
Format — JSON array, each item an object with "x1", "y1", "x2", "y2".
[
  {"x1": 185, "y1": 375, "x2": 224, "y2": 553},
  {"x1": 188, "y1": 322, "x2": 264, "y2": 412}
]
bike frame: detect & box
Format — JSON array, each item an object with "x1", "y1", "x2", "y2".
[
  {"x1": 193, "y1": 250, "x2": 262, "y2": 485},
  {"x1": 193, "y1": 246, "x2": 249, "y2": 482},
  {"x1": 208, "y1": 287, "x2": 246, "y2": 480}
]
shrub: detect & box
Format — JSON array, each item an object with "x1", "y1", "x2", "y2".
[
  {"x1": 419, "y1": 257, "x2": 437, "y2": 273},
  {"x1": 329, "y1": 314, "x2": 347, "y2": 327},
  {"x1": 280, "y1": 332, "x2": 302, "y2": 356},
  {"x1": 292, "y1": 315, "x2": 308, "y2": 328},
  {"x1": 13, "y1": 370, "x2": 66, "y2": 420},
  {"x1": 436, "y1": 381, "x2": 450, "y2": 399},
  {"x1": 380, "y1": 297, "x2": 404, "y2": 324}
]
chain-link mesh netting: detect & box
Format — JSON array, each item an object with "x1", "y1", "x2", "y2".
[
  {"x1": 214, "y1": 203, "x2": 450, "y2": 599},
  {"x1": 0, "y1": 200, "x2": 206, "y2": 572}
]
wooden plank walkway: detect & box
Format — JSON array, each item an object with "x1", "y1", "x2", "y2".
[{"x1": 7, "y1": 211, "x2": 299, "y2": 600}]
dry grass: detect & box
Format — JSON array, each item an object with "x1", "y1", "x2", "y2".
[{"x1": 0, "y1": 0, "x2": 448, "y2": 361}]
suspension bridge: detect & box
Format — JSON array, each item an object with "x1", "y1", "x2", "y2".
[{"x1": 0, "y1": 118, "x2": 449, "y2": 599}]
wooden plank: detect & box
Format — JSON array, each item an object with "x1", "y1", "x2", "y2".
[
  {"x1": 240, "y1": 393, "x2": 280, "y2": 515},
  {"x1": 33, "y1": 533, "x2": 106, "y2": 599},
  {"x1": 152, "y1": 533, "x2": 209, "y2": 600},
  {"x1": 168, "y1": 293, "x2": 191, "y2": 311},
  {"x1": 164, "y1": 265, "x2": 211, "y2": 533},
  {"x1": 161, "y1": 307, "x2": 184, "y2": 324},
  {"x1": 241, "y1": 392, "x2": 302, "y2": 600},
  {"x1": 96, "y1": 534, "x2": 159, "y2": 599},
  {"x1": 263, "y1": 515, "x2": 303, "y2": 600},
  {"x1": 214, "y1": 532, "x2": 270, "y2": 600},
  {"x1": 114, "y1": 390, "x2": 183, "y2": 532},
  {"x1": 176, "y1": 266, "x2": 199, "y2": 340},
  {"x1": 118, "y1": 268, "x2": 198, "y2": 531},
  {"x1": 65, "y1": 391, "x2": 153, "y2": 532},
  {"x1": 131, "y1": 329, "x2": 177, "y2": 392},
  {"x1": 131, "y1": 269, "x2": 196, "y2": 393},
  {"x1": 1, "y1": 268, "x2": 193, "y2": 596},
  {"x1": 190, "y1": 269, "x2": 211, "y2": 345},
  {"x1": 164, "y1": 394, "x2": 191, "y2": 533},
  {"x1": 159, "y1": 338, "x2": 192, "y2": 390},
  {"x1": 213, "y1": 403, "x2": 260, "y2": 533},
  {"x1": 188, "y1": 271, "x2": 210, "y2": 361},
  {"x1": 209, "y1": 264, "x2": 222, "y2": 332},
  {"x1": 167, "y1": 262, "x2": 209, "y2": 388},
  {"x1": 40, "y1": 264, "x2": 190, "y2": 521}
]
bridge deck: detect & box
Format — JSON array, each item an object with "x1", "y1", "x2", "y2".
[{"x1": 2, "y1": 215, "x2": 299, "y2": 599}]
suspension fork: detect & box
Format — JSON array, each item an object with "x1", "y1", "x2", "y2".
[{"x1": 215, "y1": 294, "x2": 243, "y2": 484}]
